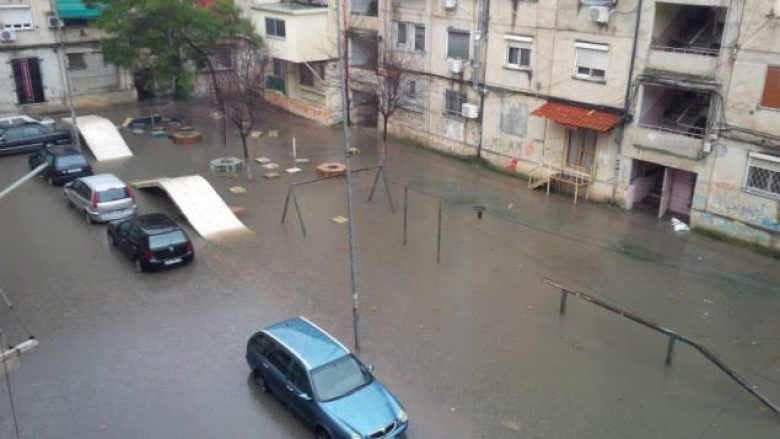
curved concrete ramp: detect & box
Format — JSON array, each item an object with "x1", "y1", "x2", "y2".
[
  {"x1": 63, "y1": 115, "x2": 133, "y2": 161},
  {"x1": 132, "y1": 175, "x2": 250, "y2": 240}
]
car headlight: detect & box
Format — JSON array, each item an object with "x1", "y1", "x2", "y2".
[{"x1": 397, "y1": 409, "x2": 408, "y2": 423}]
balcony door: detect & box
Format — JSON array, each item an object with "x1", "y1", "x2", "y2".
[{"x1": 565, "y1": 128, "x2": 597, "y2": 171}]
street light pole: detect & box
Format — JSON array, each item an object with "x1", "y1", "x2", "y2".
[
  {"x1": 334, "y1": 0, "x2": 361, "y2": 350},
  {"x1": 48, "y1": 0, "x2": 82, "y2": 152}
]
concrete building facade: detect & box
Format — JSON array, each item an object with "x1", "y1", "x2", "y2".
[{"x1": 0, "y1": 1, "x2": 135, "y2": 115}]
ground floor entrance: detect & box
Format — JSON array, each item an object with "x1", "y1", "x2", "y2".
[{"x1": 627, "y1": 159, "x2": 697, "y2": 219}]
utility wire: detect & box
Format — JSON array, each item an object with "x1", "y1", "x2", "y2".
[{"x1": 0, "y1": 331, "x2": 21, "y2": 439}]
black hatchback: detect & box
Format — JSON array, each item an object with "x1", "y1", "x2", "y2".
[
  {"x1": 107, "y1": 213, "x2": 194, "y2": 272},
  {"x1": 29, "y1": 147, "x2": 93, "y2": 185},
  {"x1": 0, "y1": 122, "x2": 71, "y2": 156}
]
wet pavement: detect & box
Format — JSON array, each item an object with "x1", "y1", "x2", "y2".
[{"x1": 0, "y1": 101, "x2": 778, "y2": 438}]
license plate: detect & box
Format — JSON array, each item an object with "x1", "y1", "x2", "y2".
[
  {"x1": 67, "y1": 168, "x2": 82, "y2": 173},
  {"x1": 164, "y1": 257, "x2": 182, "y2": 265}
]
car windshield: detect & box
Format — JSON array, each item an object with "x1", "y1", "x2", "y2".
[
  {"x1": 311, "y1": 354, "x2": 372, "y2": 402},
  {"x1": 56, "y1": 155, "x2": 87, "y2": 167},
  {"x1": 148, "y1": 230, "x2": 188, "y2": 250},
  {"x1": 98, "y1": 187, "x2": 129, "y2": 203}
]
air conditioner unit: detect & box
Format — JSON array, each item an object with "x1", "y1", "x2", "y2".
[
  {"x1": 0, "y1": 29, "x2": 16, "y2": 42},
  {"x1": 462, "y1": 103, "x2": 479, "y2": 119},
  {"x1": 444, "y1": 0, "x2": 457, "y2": 10},
  {"x1": 47, "y1": 15, "x2": 64, "y2": 28},
  {"x1": 589, "y1": 6, "x2": 611, "y2": 24},
  {"x1": 447, "y1": 57, "x2": 464, "y2": 74}
]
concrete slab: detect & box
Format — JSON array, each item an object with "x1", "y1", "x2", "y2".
[
  {"x1": 63, "y1": 115, "x2": 133, "y2": 161},
  {"x1": 132, "y1": 175, "x2": 250, "y2": 240}
]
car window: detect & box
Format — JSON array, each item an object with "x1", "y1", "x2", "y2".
[
  {"x1": 289, "y1": 361, "x2": 312, "y2": 394},
  {"x1": 70, "y1": 180, "x2": 83, "y2": 193},
  {"x1": 98, "y1": 187, "x2": 129, "y2": 203},
  {"x1": 148, "y1": 230, "x2": 188, "y2": 250},
  {"x1": 128, "y1": 226, "x2": 145, "y2": 244},
  {"x1": 3, "y1": 128, "x2": 24, "y2": 141},
  {"x1": 78, "y1": 184, "x2": 92, "y2": 200},
  {"x1": 250, "y1": 334, "x2": 275, "y2": 356},
  {"x1": 45, "y1": 154, "x2": 55, "y2": 166},
  {"x1": 117, "y1": 221, "x2": 132, "y2": 235},
  {"x1": 311, "y1": 355, "x2": 372, "y2": 402},
  {"x1": 56, "y1": 155, "x2": 87, "y2": 167},
  {"x1": 22, "y1": 126, "x2": 42, "y2": 137},
  {"x1": 267, "y1": 349, "x2": 292, "y2": 374}
]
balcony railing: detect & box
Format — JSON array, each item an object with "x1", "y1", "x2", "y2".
[
  {"x1": 649, "y1": 45, "x2": 719, "y2": 57},
  {"x1": 637, "y1": 122, "x2": 704, "y2": 139}
]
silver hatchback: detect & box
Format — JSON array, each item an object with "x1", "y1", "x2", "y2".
[{"x1": 64, "y1": 174, "x2": 137, "y2": 223}]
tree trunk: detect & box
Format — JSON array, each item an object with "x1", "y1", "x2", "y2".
[
  {"x1": 382, "y1": 115, "x2": 389, "y2": 162},
  {"x1": 184, "y1": 36, "x2": 228, "y2": 157},
  {"x1": 240, "y1": 133, "x2": 252, "y2": 180}
]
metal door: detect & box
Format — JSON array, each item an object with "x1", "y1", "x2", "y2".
[{"x1": 658, "y1": 167, "x2": 673, "y2": 219}]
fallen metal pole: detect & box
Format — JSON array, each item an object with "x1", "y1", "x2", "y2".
[
  {"x1": 403, "y1": 186, "x2": 408, "y2": 246},
  {"x1": 543, "y1": 277, "x2": 780, "y2": 419},
  {"x1": 436, "y1": 200, "x2": 442, "y2": 263},
  {"x1": 0, "y1": 339, "x2": 38, "y2": 363},
  {"x1": 0, "y1": 163, "x2": 48, "y2": 202}
]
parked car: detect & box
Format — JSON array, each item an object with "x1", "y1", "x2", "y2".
[
  {"x1": 0, "y1": 114, "x2": 56, "y2": 128},
  {"x1": 246, "y1": 317, "x2": 408, "y2": 439},
  {"x1": 0, "y1": 122, "x2": 71, "y2": 156},
  {"x1": 107, "y1": 213, "x2": 194, "y2": 272},
  {"x1": 28, "y1": 147, "x2": 92, "y2": 185},
  {"x1": 64, "y1": 174, "x2": 137, "y2": 223}
]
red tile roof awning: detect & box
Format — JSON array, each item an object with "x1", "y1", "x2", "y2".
[{"x1": 531, "y1": 102, "x2": 623, "y2": 132}]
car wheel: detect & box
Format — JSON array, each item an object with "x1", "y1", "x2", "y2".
[
  {"x1": 252, "y1": 370, "x2": 269, "y2": 393},
  {"x1": 315, "y1": 428, "x2": 332, "y2": 439},
  {"x1": 134, "y1": 258, "x2": 144, "y2": 272}
]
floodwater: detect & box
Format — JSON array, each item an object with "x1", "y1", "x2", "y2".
[{"x1": 0, "y1": 101, "x2": 778, "y2": 438}]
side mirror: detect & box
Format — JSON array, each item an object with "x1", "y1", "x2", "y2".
[
  {"x1": 297, "y1": 393, "x2": 312, "y2": 402},
  {"x1": 367, "y1": 364, "x2": 375, "y2": 373}
]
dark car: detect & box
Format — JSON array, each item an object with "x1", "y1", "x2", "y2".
[
  {"x1": 107, "y1": 213, "x2": 194, "y2": 272},
  {"x1": 0, "y1": 122, "x2": 71, "y2": 156},
  {"x1": 247, "y1": 317, "x2": 408, "y2": 439},
  {"x1": 29, "y1": 147, "x2": 93, "y2": 185}
]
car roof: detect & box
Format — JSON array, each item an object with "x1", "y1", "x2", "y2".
[
  {"x1": 78, "y1": 173, "x2": 125, "y2": 190},
  {"x1": 263, "y1": 317, "x2": 350, "y2": 370},
  {"x1": 132, "y1": 213, "x2": 181, "y2": 234}
]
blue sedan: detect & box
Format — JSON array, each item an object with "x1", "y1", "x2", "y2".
[{"x1": 246, "y1": 317, "x2": 408, "y2": 439}]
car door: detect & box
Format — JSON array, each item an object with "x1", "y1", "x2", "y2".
[
  {"x1": 126, "y1": 225, "x2": 145, "y2": 258},
  {"x1": 114, "y1": 221, "x2": 133, "y2": 255},
  {"x1": 247, "y1": 333, "x2": 274, "y2": 371},
  {"x1": 263, "y1": 348, "x2": 293, "y2": 403},
  {"x1": 22, "y1": 126, "x2": 44, "y2": 149},
  {"x1": 287, "y1": 359, "x2": 318, "y2": 427},
  {"x1": 66, "y1": 180, "x2": 85, "y2": 209},
  {"x1": 0, "y1": 127, "x2": 25, "y2": 152}
]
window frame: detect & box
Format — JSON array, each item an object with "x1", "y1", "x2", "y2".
[
  {"x1": 573, "y1": 41, "x2": 609, "y2": 83},
  {"x1": 265, "y1": 17, "x2": 286, "y2": 39},
  {"x1": 504, "y1": 34, "x2": 533, "y2": 71},
  {"x1": 760, "y1": 65, "x2": 780, "y2": 111},
  {"x1": 67, "y1": 53, "x2": 87, "y2": 71},
  {"x1": 744, "y1": 152, "x2": 780, "y2": 200},
  {"x1": 0, "y1": 5, "x2": 33, "y2": 31},
  {"x1": 445, "y1": 89, "x2": 467, "y2": 117},
  {"x1": 447, "y1": 28, "x2": 470, "y2": 60},
  {"x1": 414, "y1": 24, "x2": 425, "y2": 52}
]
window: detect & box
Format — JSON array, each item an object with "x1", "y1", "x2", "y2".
[
  {"x1": 574, "y1": 42, "x2": 608, "y2": 82},
  {"x1": 273, "y1": 59, "x2": 285, "y2": 78},
  {"x1": 761, "y1": 66, "x2": 780, "y2": 110},
  {"x1": 311, "y1": 355, "x2": 371, "y2": 401},
  {"x1": 67, "y1": 53, "x2": 87, "y2": 70},
  {"x1": 0, "y1": 6, "x2": 33, "y2": 31},
  {"x1": 3, "y1": 127, "x2": 24, "y2": 142},
  {"x1": 22, "y1": 126, "x2": 43, "y2": 137},
  {"x1": 566, "y1": 129, "x2": 598, "y2": 169},
  {"x1": 447, "y1": 29, "x2": 470, "y2": 59},
  {"x1": 505, "y1": 35, "x2": 532, "y2": 70},
  {"x1": 445, "y1": 89, "x2": 467, "y2": 116},
  {"x1": 414, "y1": 25, "x2": 425, "y2": 52},
  {"x1": 214, "y1": 47, "x2": 233, "y2": 70},
  {"x1": 11, "y1": 58, "x2": 45, "y2": 104},
  {"x1": 289, "y1": 361, "x2": 312, "y2": 394},
  {"x1": 299, "y1": 63, "x2": 324, "y2": 87},
  {"x1": 393, "y1": 22, "x2": 424, "y2": 52},
  {"x1": 745, "y1": 153, "x2": 780, "y2": 199},
  {"x1": 148, "y1": 230, "x2": 188, "y2": 250},
  {"x1": 250, "y1": 334, "x2": 275, "y2": 356},
  {"x1": 265, "y1": 18, "x2": 286, "y2": 38},
  {"x1": 267, "y1": 349, "x2": 292, "y2": 373}
]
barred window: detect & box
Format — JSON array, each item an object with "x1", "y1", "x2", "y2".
[
  {"x1": 445, "y1": 89, "x2": 467, "y2": 116},
  {"x1": 745, "y1": 153, "x2": 780, "y2": 199}
]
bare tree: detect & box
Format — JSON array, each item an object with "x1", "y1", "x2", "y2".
[
  {"x1": 215, "y1": 39, "x2": 269, "y2": 179},
  {"x1": 354, "y1": 43, "x2": 418, "y2": 161}
]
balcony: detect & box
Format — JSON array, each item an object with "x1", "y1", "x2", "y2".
[
  {"x1": 647, "y1": 4, "x2": 725, "y2": 79},
  {"x1": 635, "y1": 84, "x2": 710, "y2": 159},
  {"x1": 252, "y1": 3, "x2": 332, "y2": 64}
]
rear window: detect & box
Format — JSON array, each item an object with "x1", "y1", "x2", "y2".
[
  {"x1": 98, "y1": 187, "x2": 130, "y2": 203},
  {"x1": 148, "y1": 230, "x2": 188, "y2": 250},
  {"x1": 56, "y1": 155, "x2": 87, "y2": 167}
]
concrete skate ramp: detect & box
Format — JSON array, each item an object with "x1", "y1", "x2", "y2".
[
  {"x1": 63, "y1": 115, "x2": 133, "y2": 161},
  {"x1": 132, "y1": 175, "x2": 250, "y2": 240}
]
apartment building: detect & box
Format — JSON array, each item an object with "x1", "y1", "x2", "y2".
[
  {"x1": 0, "y1": 0, "x2": 135, "y2": 114},
  {"x1": 373, "y1": 0, "x2": 779, "y2": 251},
  {"x1": 250, "y1": 0, "x2": 343, "y2": 124}
]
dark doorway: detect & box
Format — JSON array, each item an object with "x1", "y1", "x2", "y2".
[
  {"x1": 133, "y1": 68, "x2": 156, "y2": 100},
  {"x1": 12, "y1": 58, "x2": 45, "y2": 105},
  {"x1": 628, "y1": 159, "x2": 697, "y2": 220}
]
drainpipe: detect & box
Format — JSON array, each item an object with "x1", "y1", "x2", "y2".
[
  {"x1": 611, "y1": 0, "x2": 643, "y2": 204},
  {"x1": 473, "y1": 0, "x2": 489, "y2": 159}
]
